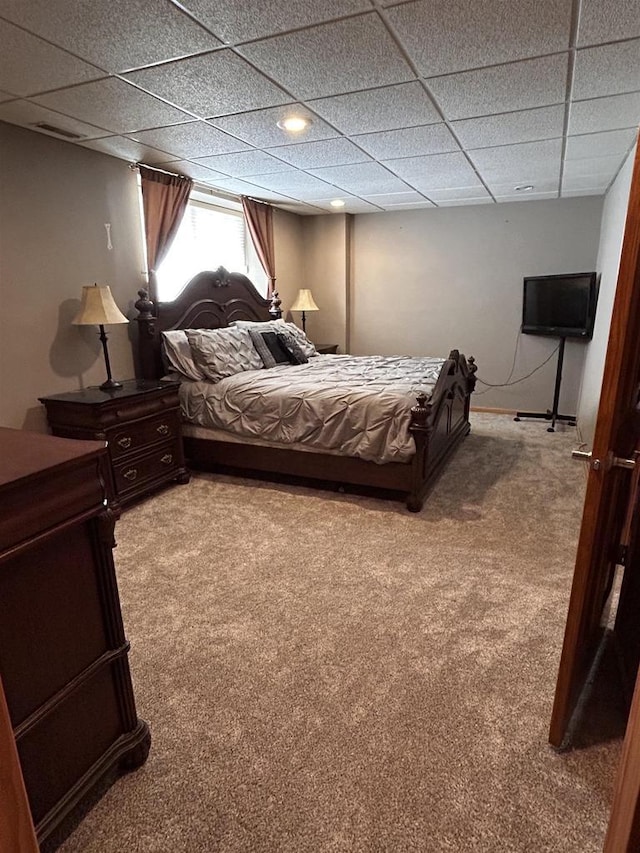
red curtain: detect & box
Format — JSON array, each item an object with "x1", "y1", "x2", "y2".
[
  {"x1": 139, "y1": 166, "x2": 193, "y2": 300},
  {"x1": 241, "y1": 196, "x2": 276, "y2": 296}
]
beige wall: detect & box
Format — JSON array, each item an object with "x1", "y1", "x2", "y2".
[
  {"x1": 576, "y1": 146, "x2": 636, "y2": 445},
  {"x1": 0, "y1": 122, "x2": 308, "y2": 432},
  {"x1": 349, "y1": 198, "x2": 604, "y2": 414},
  {"x1": 297, "y1": 214, "x2": 349, "y2": 352},
  {"x1": 272, "y1": 207, "x2": 305, "y2": 313},
  {"x1": 0, "y1": 122, "x2": 145, "y2": 431}
]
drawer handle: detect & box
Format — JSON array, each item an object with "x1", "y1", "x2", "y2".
[
  {"x1": 123, "y1": 468, "x2": 138, "y2": 481},
  {"x1": 117, "y1": 436, "x2": 132, "y2": 450},
  {"x1": 161, "y1": 454, "x2": 173, "y2": 465},
  {"x1": 157, "y1": 424, "x2": 170, "y2": 436}
]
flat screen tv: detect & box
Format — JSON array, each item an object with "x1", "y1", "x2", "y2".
[{"x1": 522, "y1": 272, "x2": 598, "y2": 339}]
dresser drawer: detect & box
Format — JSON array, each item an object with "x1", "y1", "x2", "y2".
[
  {"x1": 113, "y1": 440, "x2": 181, "y2": 496},
  {"x1": 109, "y1": 412, "x2": 179, "y2": 458}
]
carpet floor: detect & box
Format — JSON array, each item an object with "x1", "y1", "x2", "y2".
[{"x1": 58, "y1": 414, "x2": 623, "y2": 852}]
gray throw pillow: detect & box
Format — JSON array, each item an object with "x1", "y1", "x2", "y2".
[
  {"x1": 249, "y1": 329, "x2": 289, "y2": 368},
  {"x1": 276, "y1": 331, "x2": 308, "y2": 364},
  {"x1": 185, "y1": 327, "x2": 262, "y2": 382}
]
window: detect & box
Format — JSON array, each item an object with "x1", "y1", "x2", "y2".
[{"x1": 150, "y1": 192, "x2": 267, "y2": 301}]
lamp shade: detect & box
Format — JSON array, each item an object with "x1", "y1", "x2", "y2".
[
  {"x1": 72, "y1": 284, "x2": 128, "y2": 326},
  {"x1": 290, "y1": 289, "x2": 319, "y2": 313}
]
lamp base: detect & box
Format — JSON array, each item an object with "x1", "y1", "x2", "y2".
[{"x1": 100, "y1": 378, "x2": 123, "y2": 391}]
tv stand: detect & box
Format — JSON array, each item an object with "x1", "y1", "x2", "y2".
[{"x1": 514, "y1": 336, "x2": 576, "y2": 432}]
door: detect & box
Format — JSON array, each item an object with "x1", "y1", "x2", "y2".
[
  {"x1": 604, "y1": 665, "x2": 640, "y2": 851},
  {"x1": 549, "y1": 138, "x2": 640, "y2": 750}
]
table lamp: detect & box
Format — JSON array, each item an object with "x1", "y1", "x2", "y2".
[
  {"x1": 290, "y1": 289, "x2": 319, "y2": 334},
  {"x1": 72, "y1": 284, "x2": 129, "y2": 390}
]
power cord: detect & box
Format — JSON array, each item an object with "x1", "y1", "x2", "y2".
[{"x1": 474, "y1": 333, "x2": 560, "y2": 394}]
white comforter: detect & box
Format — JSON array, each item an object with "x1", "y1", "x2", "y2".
[{"x1": 179, "y1": 353, "x2": 445, "y2": 464}]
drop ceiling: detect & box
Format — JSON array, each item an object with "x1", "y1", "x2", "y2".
[{"x1": 0, "y1": 0, "x2": 639, "y2": 214}]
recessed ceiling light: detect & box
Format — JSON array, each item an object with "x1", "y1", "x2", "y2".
[
  {"x1": 330, "y1": 199, "x2": 346, "y2": 208},
  {"x1": 514, "y1": 184, "x2": 534, "y2": 192},
  {"x1": 276, "y1": 116, "x2": 311, "y2": 133}
]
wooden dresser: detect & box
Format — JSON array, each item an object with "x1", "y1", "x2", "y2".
[
  {"x1": 0, "y1": 427, "x2": 150, "y2": 846},
  {"x1": 40, "y1": 379, "x2": 189, "y2": 510}
]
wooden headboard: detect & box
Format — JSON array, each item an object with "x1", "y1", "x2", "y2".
[{"x1": 135, "y1": 266, "x2": 282, "y2": 380}]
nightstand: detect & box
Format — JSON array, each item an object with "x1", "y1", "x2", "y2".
[
  {"x1": 316, "y1": 344, "x2": 339, "y2": 354},
  {"x1": 39, "y1": 379, "x2": 189, "y2": 509}
]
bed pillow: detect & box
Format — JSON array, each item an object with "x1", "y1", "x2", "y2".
[
  {"x1": 276, "y1": 331, "x2": 308, "y2": 365},
  {"x1": 161, "y1": 330, "x2": 206, "y2": 381},
  {"x1": 281, "y1": 322, "x2": 318, "y2": 358},
  {"x1": 249, "y1": 329, "x2": 291, "y2": 368},
  {"x1": 185, "y1": 327, "x2": 262, "y2": 382},
  {"x1": 234, "y1": 318, "x2": 318, "y2": 358},
  {"x1": 232, "y1": 319, "x2": 284, "y2": 332}
]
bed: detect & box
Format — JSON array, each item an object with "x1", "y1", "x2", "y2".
[{"x1": 135, "y1": 267, "x2": 477, "y2": 511}]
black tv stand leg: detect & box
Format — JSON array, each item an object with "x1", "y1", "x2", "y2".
[{"x1": 514, "y1": 338, "x2": 576, "y2": 432}]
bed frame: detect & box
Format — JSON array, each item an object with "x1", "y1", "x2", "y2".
[{"x1": 135, "y1": 268, "x2": 477, "y2": 511}]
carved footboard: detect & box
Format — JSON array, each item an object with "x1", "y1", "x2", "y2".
[{"x1": 406, "y1": 350, "x2": 477, "y2": 511}]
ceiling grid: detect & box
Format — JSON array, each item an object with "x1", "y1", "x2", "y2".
[{"x1": 0, "y1": 0, "x2": 637, "y2": 213}]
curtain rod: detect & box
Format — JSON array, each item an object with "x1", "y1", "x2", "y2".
[{"x1": 129, "y1": 162, "x2": 273, "y2": 207}]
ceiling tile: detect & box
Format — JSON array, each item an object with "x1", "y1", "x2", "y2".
[
  {"x1": 306, "y1": 197, "x2": 384, "y2": 213},
  {"x1": 573, "y1": 40, "x2": 640, "y2": 101},
  {"x1": 352, "y1": 124, "x2": 460, "y2": 159},
  {"x1": 33, "y1": 78, "x2": 193, "y2": 134},
  {"x1": 239, "y1": 14, "x2": 414, "y2": 100},
  {"x1": 387, "y1": 0, "x2": 572, "y2": 77},
  {"x1": 211, "y1": 105, "x2": 339, "y2": 147},
  {"x1": 469, "y1": 139, "x2": 563, "y2": 181},
  {"x1": 435, "y1": 197, "x2": 494, "y2": 207},
  {"x1": 379, "y1": 200, "x2": 437, "y2": 209},
  {"x1": 565, "y1": 128, "x2": 636, "y2": 160},
  {"x1": 561, "y1": 188, "x2": 605, "y2": 197},
  {"x1": 267, "y1": 138, "x2": 371, "y2": 168},
  {"x1": 429, "y1": 54, "x2": 568, "y2": 121},
  {"x1": 126, "y1": 122, "x2": 250, "y2": 159},
  {"x1": 563, "y1": 155, "x2": 623, "y2": 180},
  {"x1": 79, "y1": 135, "x2": 177, "y2": 166},
  {"x1": 0, "y1": 0, "x2": 220, "y2": 73},
  {"x1": 0, "y1": 18, "x2": 104, "y2": 97},
  {"x1": 569, "y1": 92, "x2": 640, "y2": 135},
  {"x1": 426, "y1": 185, "x2": 491, "y2": 201},
  {"x1": 0, "y1": 99, "x2": 109, "y2": 139},
  {"x1": 362, "y1": 191, "x2": 427, "y2": 205},
  {"x1": 277, "y1": 202, "x2": 327, "y2": 215},
  {"x1": 125, "y1": 51, "x2": 290, "y2": 118},
  {"x1": 577, "y1": 0, "x2": 640, "y2": 47},
  {"x1": 385, "y1": 151, "x2": 480, "y2": 189},
  {"x1": 205, "y1": 176, "x2": 294, "y2": 201},
  {"x1": 452, "y1": 105, "x2": 566, "y2": 149},
  {"x1": 245, "y1": 169, "x2": 340, "y2": 196},
  {"x1": 307, "y1": 161, "x2": 412, "y2": 194},
  {"x1": 495, "y1": 191, "x2": 559, "y2": 202},
  {"x1": 180, "y1": 0, "x2": 373, "y2": 43},
  {"x1": 307, "y1": 82, "x2": 440, "y2": 135},
  {"x1": 158, "y1": 160, "x2": 230, "y2": 182},
  {"x1": 480, "y1": 165, "x2": 562, "y2": 186},
  {"x1": 485, "y1": 179, "x2": 560, "y2": 194},
  {"x1": 193, "y1": 149, "x2": 291, "y2": 176},
  {"x1": 562, "y1": 174, "x2": 612, "y2": 191}
]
